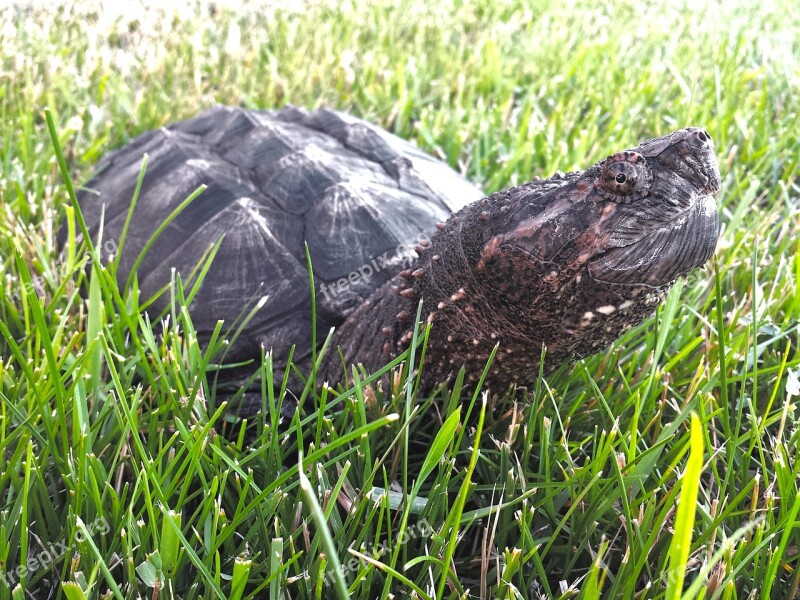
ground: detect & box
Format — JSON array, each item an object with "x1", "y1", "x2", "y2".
[{"x1": 0, "y1": 0, "x2": 798, "y2": 598}]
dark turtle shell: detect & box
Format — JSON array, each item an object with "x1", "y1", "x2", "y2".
[{"x1": 72, "y1": 106, "x2": 484, "y2": 367}]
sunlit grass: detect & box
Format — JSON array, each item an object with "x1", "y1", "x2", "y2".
[{"x1": 0, "y1": 0, "x2": 799, "y2": 597}]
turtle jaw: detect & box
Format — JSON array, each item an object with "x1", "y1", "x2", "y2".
[{"x1": 587, "y1": 190, "x2": 720, "y2": 288}]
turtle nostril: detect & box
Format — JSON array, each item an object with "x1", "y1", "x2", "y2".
[{"x1": 697, "y1": 130, "x2": 712, "y2": 144}]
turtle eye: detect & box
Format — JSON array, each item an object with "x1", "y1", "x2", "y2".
[{"x1": 596, "y1": 151, "x2": 652, "y2": 202}]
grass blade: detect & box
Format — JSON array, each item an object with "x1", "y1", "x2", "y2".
[
  {"x1": 666, "y1": 412, "x2": 704, "y2": 600},
  {"x1": 298, "y1": 454, "x2": 350, "y2": 600}
]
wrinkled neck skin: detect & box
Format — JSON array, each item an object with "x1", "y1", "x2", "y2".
[{"x1": 319, "y1": 181, "x2": 670, "y2": 395}]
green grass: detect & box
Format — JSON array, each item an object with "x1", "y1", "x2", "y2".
[{"x1": 1, "y1": 0, "x2": 799, "y2": 597}]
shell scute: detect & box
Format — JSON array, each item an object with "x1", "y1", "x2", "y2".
[{"x1": 72, "y1": 106, "x2": 484, "y2": 368}]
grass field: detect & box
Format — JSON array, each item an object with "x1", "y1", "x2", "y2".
[{"x1": 1, "y1": 0, "x2": 799, "y2": 598}]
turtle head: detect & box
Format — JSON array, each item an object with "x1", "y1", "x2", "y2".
[
  {"x1": 489, "y1": 127, "x2": 721, "y2": 287},
  {"x1": 457, "y1": 127, "x2": 721, "y2": 362},
  {"x1": 584, "y1": 126, "x2": 721, "y2": 287}
]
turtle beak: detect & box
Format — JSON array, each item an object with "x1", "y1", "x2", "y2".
[
  {"x1": 638, "y1": 127, "x2": 722, "y2": 197},
  {"x1": 683, "y1": 128, "x2": 722, "y2": 195}
]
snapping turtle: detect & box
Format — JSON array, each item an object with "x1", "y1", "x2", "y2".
[{"x1": 69, "y1": 106, "x2": 721, "y2": 413}]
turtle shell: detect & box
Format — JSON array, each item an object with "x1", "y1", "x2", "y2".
[{"x1": 72, "y1": 105, "x2": 484, "y2": 367}]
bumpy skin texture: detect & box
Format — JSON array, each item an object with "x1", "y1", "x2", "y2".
[
  {"x1": 324, "y1": 128, "x2": 721, "y2": 394},
  {"x1": 70, "y1": 107, "x2": 721, "y2": 413}
]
